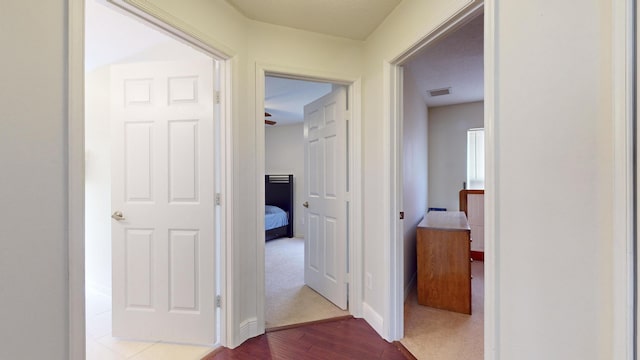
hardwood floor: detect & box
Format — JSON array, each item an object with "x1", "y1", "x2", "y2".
[{"x1": 202, "y1": 317, "x2": 414, "y2": 360}]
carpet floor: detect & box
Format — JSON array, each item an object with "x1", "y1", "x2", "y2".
[
  {"x1": 400, "y1": 261, "x2": 484, "y2": 359},
  {"x1": 265, "y1": 237, "x2": 484, "y2": 359},
  {"x1": 265, "y1": 237, "x2": 348, "y2": 328}
]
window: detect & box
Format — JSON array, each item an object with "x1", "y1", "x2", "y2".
[{"x1": 467, "y1": 128, "x2": 484, "y2": 190}]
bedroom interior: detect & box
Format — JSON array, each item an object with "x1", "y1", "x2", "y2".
[
  {"x1": 397, "y1": 12, "x2": 485, "y2": 358},
  {"x1": 264, "y1": 174, "x2": 294, "y2": 241},
  {"x1": 263, "y1": 76, "x2": 350, "y2": 328}
]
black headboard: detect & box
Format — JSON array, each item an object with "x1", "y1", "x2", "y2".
[{"x1": 265, "y1": 174, "x2": 294, "y2": 237}]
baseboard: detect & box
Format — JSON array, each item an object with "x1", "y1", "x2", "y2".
[
  {"x1": 404, "y1": 272, "x2": 417, "y2": 301},
  {"x1": 362, "y1": 302, "x2": 384, "y2": 337},
  {"x1": 471, "y1": 251, "x2": 484, "y2": 261},
  {"x1": 238, "y1": 317, "x2": 258, "y2": 344}
]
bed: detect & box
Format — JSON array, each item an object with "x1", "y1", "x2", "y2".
[{"x1": 265, "y1": 174, "x2": 294, "y2": 241}]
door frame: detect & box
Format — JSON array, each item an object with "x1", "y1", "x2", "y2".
[
  {"x1": 255, "y1": 63, "x2": 363, "y2": 331},
  {"x1": 384, "y1": 1, "x2": 636, "y2": 359},
  {"x1": 622, "y1": 0, "x2": 638, "y2": 357},
  {"x1": 68, "y1": 0, "x2": 235, "y2": 357},
  {"x1": 384, "y1": 2, "x2": 484, "y2": 342}
]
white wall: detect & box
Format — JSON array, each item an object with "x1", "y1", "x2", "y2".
[
  {"x1": 265, "y1": 124, "x2": 304, "y2": 237},
  {"x1": 401, "y1": 66, "x2": 428, "y2": 298},
  {"x1": 428, "y1": 101, "x2": 484, "y2": 211},
  {"x1": 494, "y1": 1, "x2": 613, "y2": 358},
  {"x1": 0, "y1": 1, "x2": 69, "y2": 359}
]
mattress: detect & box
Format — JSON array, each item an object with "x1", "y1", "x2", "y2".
[{"x1": 265, "y1": 205, "x2": 288, "y2": 230}]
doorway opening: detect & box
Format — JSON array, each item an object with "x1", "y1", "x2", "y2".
[
  {"x1": 382, "y1": 0, "x2": 485, "y2": 345},
  {"x1": 262, "y1": 76, "x2": 350, "y2": 328},
  {"x1": 396, "y1": 13, "x2": 485, "y2": 357},
  {"x1": 83, "y1": 0, "x2": 228, "y2": 357},
  {"x1": 255, "y1": 67, "x2": 363, "y2": 333}
]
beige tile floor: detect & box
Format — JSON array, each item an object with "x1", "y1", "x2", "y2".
[{"x1": 85, "y1": 289, "x2": 215, "y2": 360}]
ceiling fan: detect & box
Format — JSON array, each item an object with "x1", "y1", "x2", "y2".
[{"x1": 265, "y1": 112, "x2": 276, "y2": 125}]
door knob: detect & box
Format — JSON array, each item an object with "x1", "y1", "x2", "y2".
[
  {"x1": 111, "y1": 211, "x2": 126, "y2": 221},
  {"x1": 303, "y1": 201, "x2": 309, "y2": 208}
]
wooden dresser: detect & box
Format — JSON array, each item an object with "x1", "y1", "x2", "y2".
[{"x1": 417, "y1": 211, "x2": 472, "y2": 314}]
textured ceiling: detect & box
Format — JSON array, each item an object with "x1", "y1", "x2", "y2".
[
  {"x1": 405, "y1": 15, "x2": 484, "y2": 107},
  {"x1": 265, "y1": 76, "x2": 332, "y2": 126},
  {"x1": 226, "y1": 0, "x2": 401, "y2": 40},
  {"x1": 265, "y1": 15, "x2": 484, "y2": 126}
]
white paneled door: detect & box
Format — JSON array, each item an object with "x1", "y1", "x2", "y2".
[
  {"x1": 303, "y1": 87, "x2": 348, "y2": 310},
  {"x1": 110, "y1": 60, "x2": 217, "y2": 344}
]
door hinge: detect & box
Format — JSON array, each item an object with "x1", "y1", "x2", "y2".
[
  {"x1": 215, "y1": 91, "x2": 220, "y2": 104},
  {"x1": 216, "y1": 295, "x2": 222, "y2": 308},
  {"x1": 215, "y1": 193, "x2": 221, "y2": 206},
  {"x1": 399, "y1": 211, "x2": 405, "y2": 220}
]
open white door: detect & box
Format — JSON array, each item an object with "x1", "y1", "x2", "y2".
[
  {"x1": 110, "y1": 60, "x2": 217, "y2": 344},
  {"x1": 303, "y1": 87, "x2": 348, "y2": 310}
]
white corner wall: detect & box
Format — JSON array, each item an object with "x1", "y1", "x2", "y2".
[
  {"x1": 401, "y1": 66, "x2": 428, "y2": 297},
  {"x1": 492, "y1": 1, "x2": 614, "y2": 358},
  {"x1": 428, "y1": 101, "x2": 484, "y2": 211},
  {"x1": 0, "y1": 1, "x2": 69, "y2": 359},
  {"x1": 265, "y1": 124, "x2": 305, "y2": 237}
]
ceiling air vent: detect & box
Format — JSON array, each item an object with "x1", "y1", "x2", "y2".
[{"x1": 428, "y1": 87, "x2": 452, "y2": 97}]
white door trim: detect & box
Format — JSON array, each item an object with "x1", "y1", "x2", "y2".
[
  {"x1": 255, "y1": 63, "x2": 363, "y2": 331},
  {"x1": 482, "y1": 2, "x2": 498, "y2": 356},
  {"x1": 67, "y1": 0, "x2": 234, "y2": 357},
  {"x1": 382, "y1": 62, "x2": 404, "y2": 340},
  {"x1": 68, "y1": 1, "x2": 86, "y2": 358},
  {"x1": 613, "y1": 0, "x2": 636, "y2": 358}
]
